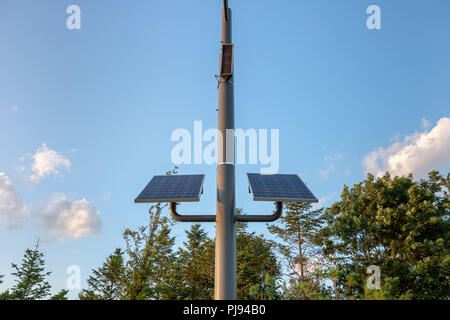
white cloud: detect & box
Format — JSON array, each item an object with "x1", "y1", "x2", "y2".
[
  {"x1": 363, "y1": 117, "x2": 450, "y2": 178},
  {"x1": 312, "y1": 192, "x2": 337, "y2": 210},
  {"x1": 319, "y1": 163, "x2": 335, "y2": 178},
  {"x1": 30, "y1": 144, "x2": 71, "y2": 183},
  {"x1": 11, "y1": 106, "x2": 19, "y2": 112},
  {"x1": 325, "y1": 154, "x2": 343, "y2": 161},
  {"x1": 421, "y1": 117, "x2": 432, "y2": 130},
  {"x1": 99, "y1": 192, "x2": 111, "y2": 203},
  {"x1": 35, "y1": 193, "x2": 101, "y2": 240},
  {"x1": 320, "y1": 154, "x2": 343, "y2": 178},
  {"x1": 0, "y1": 173, "x2": 30, "y2": 229}
]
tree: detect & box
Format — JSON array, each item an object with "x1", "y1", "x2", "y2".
[
  {"x1": 50, "y1": 289, "x2": 69, "y2": 300},
  {"x1": 10, "y1": 241, "x2": 52, "y2": 300},
  {"x1": 80, "y1": 168, "x2": 179, "y2": 300},
  {"x1": 0, "y1": 290, "x2": 13, "y2": 300},
  {"x1": 79, "y1": 198, "x2": 281, "y2": 300},
  {"x1": 167, "y1": 213, "x2": 281, "y2": 300},
  {"x1": 121, "y1": 202, "x2": 177, "y2": 300},
  {"x1": 80, "y1": 203, "x2": 177, "y2": 300},
  {"x1": 319, "y1": 171, "x2": 450, "y2": 300},
  {"x1": 236, "y1": 219, "x2": 281, "y2": 300},
  {"x1": 268, "y1": 202, "x2": 327, "y2": 299},
  {"x1": 0, "y1": 275, "x2": 11, "y2": 300},
  {"x1": 172, "y1": 224, "x2": 215, "y2": 300},
  {"x1": 143, "y1": 203, "x2": 178, "y2": 299},
  {"x1": 268, "y1": 202, "x2": 326, "y2": 299},
  {"x1": 79, "y1": 248, "x2": 125, "y2": 300}
]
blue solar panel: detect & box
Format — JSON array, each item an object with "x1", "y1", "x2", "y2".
[
  {"x1": 247, "y1": 173, "x2": 318, "y2": 203},
  {"x1": 135, "y1": 175, "x2": 205, "y2": 203}
]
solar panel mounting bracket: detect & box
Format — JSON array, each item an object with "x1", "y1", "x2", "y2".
[
  {"x1": 169, "y1": 202, "x2": 216, "y2": 223},
  {"x1": 235, "y1": 202, "x2": 283, "y2": 222}
]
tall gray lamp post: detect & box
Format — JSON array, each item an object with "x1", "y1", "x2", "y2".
[{"x1": 135, "y1": 0, "x2": 318, "y2": 300}]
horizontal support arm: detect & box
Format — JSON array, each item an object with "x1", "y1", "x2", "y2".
[
  {"x1": 235, "y1": 202, "x2": 283, "y2": 222},
  {"x1": 169, "y1": 202, "x2": 216, "y2": 222}
]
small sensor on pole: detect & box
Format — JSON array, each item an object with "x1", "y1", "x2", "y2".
[{"x1": 220, "y1": 44, "x2": 233, "y2": 80}]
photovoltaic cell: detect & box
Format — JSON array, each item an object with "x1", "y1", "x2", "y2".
[
  {"x1": 247, "y1": 173, "x2": 318, "y2": 203},
  {"x1": 135, "y1": 175, "x2": 205, "y2": 203}
]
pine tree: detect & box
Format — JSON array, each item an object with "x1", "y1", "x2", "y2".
[
  {"x1": 173, "y1": 224, "x2": 215, "y2": 300},
  {"x1": 147, "y1": 206, "x2": 177, "y2": 299},
  {"x1": 0, "y1": 290, "x2": 13, "y2": 300},
  {"x1": 79, "y1": 248, "x2": 125, "y2": 300},
  {"x1": 237, "y1": 219, "x2": 281, "y2": 300},
  {"x1": 0, "y1": 275, "x2": 10, "y2": 300},
  {"x1": 79, "y1": 199, "x2": 282, "y2": 300},
  {"x1": 10, "y1": 241, "x2": 52, "y2": 300},
  {"x1": 81, "y1": 201, "x2": 177, "y2": 300},
  {"x1": 122, "y1": 202, "x2": 176, "y2": 300},
  {"x1": 50, "y1": 289, "x2": 69, "y2": 300},
  {"x1": 267, "y1": 202, "x2": 327, "y2": 299}
]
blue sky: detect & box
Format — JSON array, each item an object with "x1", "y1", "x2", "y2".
[{"x1": 0, "y1": 0, "x2": 449, "y2": 299}]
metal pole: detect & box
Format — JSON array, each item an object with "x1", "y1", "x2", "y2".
[{"x1": 215, "y1": 4, "x2": 236, "y2": 300}]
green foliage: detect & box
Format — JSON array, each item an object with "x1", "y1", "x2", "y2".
[
  {"x1": 0, "y1": 290, "x2": 13, "y2": 300},
  {"x1": 80, "y1": 204, "x2": 282, "y2": 300},
  {"x1": 237, "y1": 219, "x2": 281, "y2": 300},
  {"x1": 170, "y1": 224, "x2": 215, "y2": 300},
  {"x1": 0, "y1": 275, "x2": 8, "y2": 300},
  {"x1": 268, "y1": 202, "x2": 327, "y2": 299},
  {"x1": 165, "y1": 213, "x2": 281, "y2": 300},
  {"x1": 0, "y1": 244, "x2": 68, "y2": 300},
  {"x1": 319, "y1": 171, "x2": 450, "y2": 300},
  {"x1": 79, "y1": 248, "x2": 125, "y2": 300},
  {"x1": 124, "y1": 203, "x2": 176, "y2": 300},
  {"x1": 50, "y1": 289, "x2": 69, "y2": 300},
  {"x1": 363, "y1": 277, "x2": 407, "y2": 300},
  {"x1": 79, "y1": 171, "x2": 447, "y2": 300},
  {"x1": 80, "y1": 202, "x2": 177, "y2": 300},
  {"x1": 3, "y1": 166, "x2": 442, "y2": 300},
  {"x1": 10, "y1": 241, "x2": 52, "y2": 300}
]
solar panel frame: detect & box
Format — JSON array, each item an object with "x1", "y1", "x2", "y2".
[
  {"x1": 135, "y1": 174, "x2": 205, "y2": 203},
  {"x1": 246, "y1": 173, "x2": 318, "y2": 203}
]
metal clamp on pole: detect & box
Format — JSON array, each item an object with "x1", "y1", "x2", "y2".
[
  {"x1": 169, "y1": 202, "x2": 216, "y2": 222},
  {"x1": 235, "y1": 202, "x2": 283, "y2": 222}
]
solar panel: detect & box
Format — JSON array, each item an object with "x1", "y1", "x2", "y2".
[
  {"x1": 135, "y1": 175, "x2": 205, "y2": 203},
  {"x1": 247, "y1": 173, "x2": 318, "y2": 203}
]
